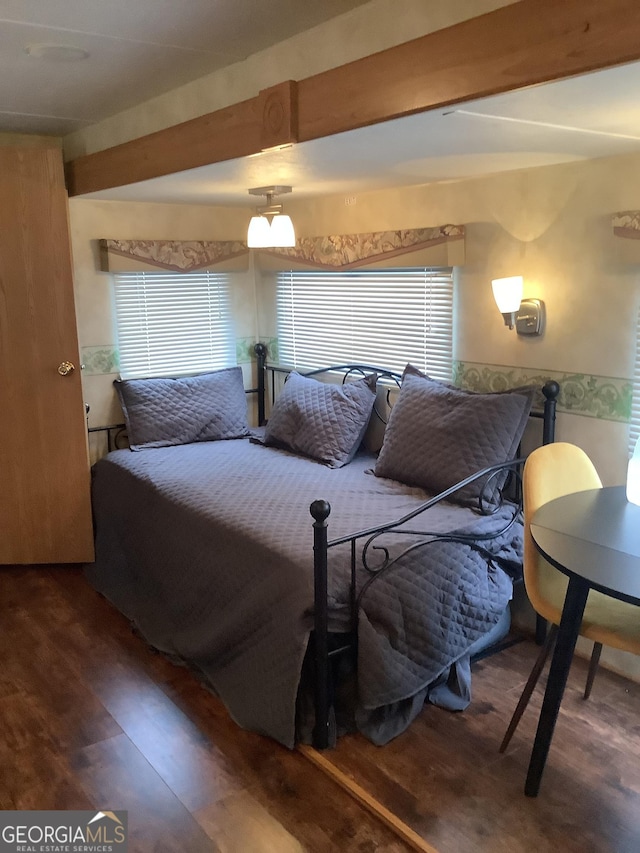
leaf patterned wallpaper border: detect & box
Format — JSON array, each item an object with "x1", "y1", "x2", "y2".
[
  {"x1": 81, "y1": 346, "x2": 119, "y2": 375},
  {"x1": 236, "y1": 337, "x2": 278, "y2": 364},
  {"x1": 82, "y1": 345, "x2": 632, "y2": 423},
  {"x1": 81, "y1": 339, "x2": 278, "y2": 375},
  {"x1": 454, "y1": 361, "x2": 632, "y2": 423}
]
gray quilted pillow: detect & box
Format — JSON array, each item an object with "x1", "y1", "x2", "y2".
[
  {"x1": 115, "y1": 367, "x2": 249, "y2": 450},
  {"x1": 263, "y1": 372, "x2": 376, "y2": 467},
  {"x1": 374, "y1": 372, "x2": 535, "y2": 505}
]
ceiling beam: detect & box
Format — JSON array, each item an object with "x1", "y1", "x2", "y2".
[
  {"x1": 297, "y1": 0, "x2": 640, "y2": 141},
  {"x1": 66, "y1": 0, "x2": 640, "y2": 196}
]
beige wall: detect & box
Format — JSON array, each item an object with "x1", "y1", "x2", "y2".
[
  {"x1": 68, "y1": 147, "x2": 640, "y2": 679},
  {"x1": 71, "y1": 150, "x2": 640, "y2": 481}
]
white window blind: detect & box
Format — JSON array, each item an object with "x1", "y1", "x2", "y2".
[
  {"x1": 630, "y1": 303, "x2": 640, "y2": 454},
  {"x1": 276, "y1": 268, "x2": 454, "y2": 380},
  {"x1": 113, "y1": 270, "x2": 235, "y2": 379}
]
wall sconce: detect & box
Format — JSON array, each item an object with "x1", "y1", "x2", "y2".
[
  {"x1": 247, "y1": 185, "x2": 296, "y2": 248},
  {"x1": 491, "y1": 276, "x2": 545, "y2": 336}
]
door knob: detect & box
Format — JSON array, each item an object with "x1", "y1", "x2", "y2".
[{"x1": 57, "y1": 361, "x2": 75, "y2": 376}]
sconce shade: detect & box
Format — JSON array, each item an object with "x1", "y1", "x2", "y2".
[
  {"x1": 492, "y1": 275, "x2": 523, "y2": 329},
  {"x1": 269, "y1": 214, "x2": 295, "y2": 247},
  {"x1": 247, "y1": 215, "x2": 272, "y2": 248},
  {"x1": 491, "y1": 276, "x2": 524, "y2": 313}
]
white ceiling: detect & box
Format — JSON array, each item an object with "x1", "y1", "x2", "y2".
[
  {"x1": 2, "y1": 1, "x2": 640, "y2": 205},
  {"x1": 0, "y1": 0, "x2": 370, "y2": 135}
]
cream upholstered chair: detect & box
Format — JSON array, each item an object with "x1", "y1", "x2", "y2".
[{"x1": 500, "y1": 442, "x2": 640, "y2": 752}]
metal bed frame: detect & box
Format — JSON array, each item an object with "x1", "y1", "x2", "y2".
[
  {"x1": 96, "y1": 344, "x2": 558, "y2": 750},
  {"x1": 252, "y1": 344, "x2": 560, "y2": 749}
]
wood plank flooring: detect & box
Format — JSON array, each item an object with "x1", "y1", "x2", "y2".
[
  {"x1": 324, "y1": 643, "x2": 640, "y2": 853},
  {"x1": 1, "y1": 565, "x2": 639, "y2": 852}
]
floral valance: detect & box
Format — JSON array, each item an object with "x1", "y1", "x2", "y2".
[
  {"x1": 255, "y1": 224, "x2": 465, "y2": 270},
  {"x1": 610, "y1": 212, "x2": 640, "y2": 265},
  {"x1": 99, "y1": 239, "x2": 250, "y2": 273},
  {"x1": 612, "y1": 211, "x2": 640, "y2": 240},
  {"x1": 98, "y1": 225, "x2": 465, "y2": 274}
]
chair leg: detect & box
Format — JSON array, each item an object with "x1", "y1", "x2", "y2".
[
  {"x1": 535, "y1": 614, "x2": 548, "y2": 645},
  {"x1": 583, "y1": 642, "x2": 603, "y2": 700},
  {"x1": 499, "y1": 624, "x2": 558, "y2": 754}
]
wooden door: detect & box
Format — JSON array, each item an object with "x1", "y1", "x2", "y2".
[{"x1": 0, "y1": 146, "x2": 94, "y2": 564}]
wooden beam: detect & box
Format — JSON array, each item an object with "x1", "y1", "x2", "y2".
[
  {"x1": 66, "y1": 97, "x2": 260, "y2": 196},
  {"x1": 297, "y1": 0, "x2": 640, "y2": 140},
  {"x1": 67, "y1": 82, "x2": 299, "y2": 196},
  {"x1": 66, "y1": 0, "x2": 640, "y2": 196},
  {"x1": 259, "y1": 80, "x2": 298, "y2": 151}
]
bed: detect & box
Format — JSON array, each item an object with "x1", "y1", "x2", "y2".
[{"x1": 86, "y1": 345, "x2": 559, "y2": 749}]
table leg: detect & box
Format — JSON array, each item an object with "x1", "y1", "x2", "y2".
[{"x1": 525, "y1": 575, "x2": 589, "y2": 797}]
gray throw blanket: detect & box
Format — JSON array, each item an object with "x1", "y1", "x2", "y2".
[{"x1": 87, "y1": 438, "x2": 521, "y2": 747}]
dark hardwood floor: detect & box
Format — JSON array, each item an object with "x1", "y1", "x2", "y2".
[{"x1": 1, "y1": 566, "x2": 639, "y2": 852}]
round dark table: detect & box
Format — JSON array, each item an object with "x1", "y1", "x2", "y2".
[{"x1": 526, "y1": 485, "x2": 640, "y2": 796}]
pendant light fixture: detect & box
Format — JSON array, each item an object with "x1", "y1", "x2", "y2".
[{"x1": 247, "y1": 186, "x2": 296, "y2": 248}]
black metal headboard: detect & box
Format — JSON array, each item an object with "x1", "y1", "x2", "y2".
[
  {"x1": 93, "y1": 344, "x2": 559, "y2": 456},
  {"x1": 253, "y1": 342, "x2": 560, "y2": 446}
]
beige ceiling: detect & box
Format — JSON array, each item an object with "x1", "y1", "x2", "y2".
[
  {"x1": 0, "y1": 0, "x2": 370, "y2": 135},
  {"x1": 3, "y1": 1, "x2": 640, "y2": 204}
]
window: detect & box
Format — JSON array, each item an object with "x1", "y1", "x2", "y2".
[
  {"x1": 113, "y1": 270, "x2": 235, "y2": 379},
  {"x1": 630, "y1": 303, "x2": 640, "y2": 454},
  {"x1": 276, "y1": 268, "x2": 453, "y2": 380}
]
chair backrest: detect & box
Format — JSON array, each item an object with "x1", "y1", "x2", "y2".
[{"x1": 523, "y1": 442, "x2": 602, "y2": 621}]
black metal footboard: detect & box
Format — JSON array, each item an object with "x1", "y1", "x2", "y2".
[{"x1": 309, "y1": 379, "x2": 561, "y2": 750}]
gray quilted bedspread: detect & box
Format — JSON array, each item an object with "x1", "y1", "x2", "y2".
[{"x1": 86, "y1": 438, "x2": 522, "y2": 747}]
